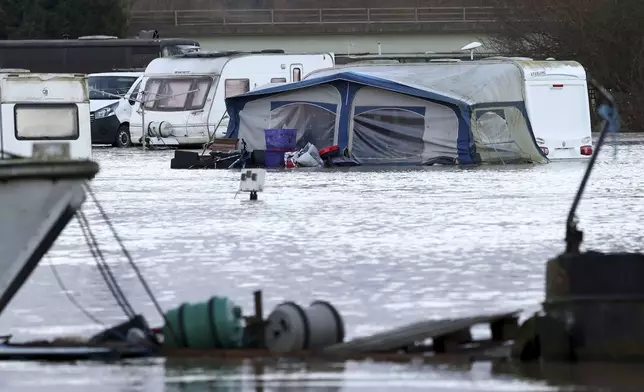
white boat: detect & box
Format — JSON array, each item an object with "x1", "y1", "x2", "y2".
[{"x1": 0, "y1": 158, "x2": 98, "y2": 315}]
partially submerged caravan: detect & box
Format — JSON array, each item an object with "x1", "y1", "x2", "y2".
[
  {"x1": 129, "y1": 50, "x2": 335, "y2": 148},
  {"x1": 0, "y1": 69, "x2": 91, "y2": 160},
  {"x1": 223, "y1": 62, "x2": 552, "y2": 166},
  {"x1": 518, "y1": 60, "x2": 593, "y2": 159},
  {"x1": 306, "y1": 58, "x2": 594, "y2": 161}
]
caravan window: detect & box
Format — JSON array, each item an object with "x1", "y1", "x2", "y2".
[
  {"x1": 14, "y1": 103, "x2": 79, "y2": 140},
  {"x1": 225, "y1": 79, "x2": 250, "y2": 98},
  {"x1": 143, "y1": 77, "x2": 213, "y2": 111},
  {"x1": 271, "y1": 77, "x2": 287, "y2": 83},
  {"x1": 187, "y1": 78, "x2": 213, "y2": 110}
]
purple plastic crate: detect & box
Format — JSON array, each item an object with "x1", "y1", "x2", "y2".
[
  {"x1": 264, "y1": 129, "x2": 297, "y2": 151},
  {"x1": 264, "y1": 150, "x2": 286, "y2": 168}
]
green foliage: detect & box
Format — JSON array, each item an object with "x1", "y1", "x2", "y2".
[{"x1": 0, "y1": 0, "x2": 129, "y2": 39}]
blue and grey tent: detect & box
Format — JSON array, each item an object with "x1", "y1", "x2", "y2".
[{"x1": 224, "y1": 63, "x2": 548, "y2": 165}]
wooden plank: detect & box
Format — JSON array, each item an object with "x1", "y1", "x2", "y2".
[{"x1": 322, "y1": 311, "x2": 520, "y2": 355}]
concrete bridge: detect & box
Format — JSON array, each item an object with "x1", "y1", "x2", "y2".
[{"x1": 128, "y1": 2, "x2": 500, "y2": 53}]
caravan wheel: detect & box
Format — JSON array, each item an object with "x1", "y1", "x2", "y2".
[{"x1": 113, "y1": 124, "x2": 132, "y2": 148}]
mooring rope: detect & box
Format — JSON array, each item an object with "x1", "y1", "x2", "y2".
[
  {"x1": 83, "y1": 185, "x2": 179, "y2": 344},
  {"x1": 76, "y1": 209, "x2": 137, "y2": 320}
]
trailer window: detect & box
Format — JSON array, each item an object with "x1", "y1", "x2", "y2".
[
  {"x1": 225, "y1": 79, "x2": 250, "y2": 98},
  {"x1": 156, "y1": 79, "x2": 193, "y2": 110},
  {"x1": 271, "y1": 77, "x2": 287, "y2": 83},
  {"x1": 143, "y1": 77, "x2": 213, "y2": 111},
  {"x1": 14, "y1": 104, "x2": 79, "y2": 140},
  {"x1": 187, "y1": 78, "x2": 213, "y2": 110}
]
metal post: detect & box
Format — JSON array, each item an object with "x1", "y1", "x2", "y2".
[{"x1": 140, "y1": 91, "x2": 146, "y2": 151}]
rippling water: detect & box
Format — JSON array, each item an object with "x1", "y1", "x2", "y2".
[{"x1": 1, "y1": 134, "x2": 644, "y2": 391}]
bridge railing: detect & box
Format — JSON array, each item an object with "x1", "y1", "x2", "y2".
[{"x1": 130, "y1": 6, "x2": 504, "y2": 27}]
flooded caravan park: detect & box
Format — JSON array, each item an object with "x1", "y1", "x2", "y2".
[{"x1": 0, "y1": 134, "x2": 643, "y2": 390}]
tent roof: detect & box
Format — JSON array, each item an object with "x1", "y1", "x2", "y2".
[
  {"x1": 226, "y1": 62, "x2": 525, "y2": 110},
  {"x1": 226, "y1": 70, "x2": 469, "y2": 111}
]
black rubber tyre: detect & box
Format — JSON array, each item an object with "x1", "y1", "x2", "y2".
[{"x1": 113, "y1": 124, "x2": 132, "y2": 148}]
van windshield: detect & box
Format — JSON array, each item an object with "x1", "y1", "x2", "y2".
[
  {"x1": 143, "y1": 77, "x2": 214, "y2": 111},
  {"x1": 89, "y1": 76, "x2": 139, "y2": 100}
]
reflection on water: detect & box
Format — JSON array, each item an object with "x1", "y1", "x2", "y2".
[{"x1": 0, "y1": 134, "x2": 643, "y2": 390}]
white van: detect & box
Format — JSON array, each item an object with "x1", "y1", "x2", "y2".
[
  {"x1": 88, "y1": 71, "x2": 143, "y2": 147},
  {"x1": 0, "y1": 69, "x2": 91, "y2": 160},
  {"x1": 129, "y1": 50, "x2": 335, "y2": 147}
]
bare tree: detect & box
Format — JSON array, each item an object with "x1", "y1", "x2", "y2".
[{"x1": 486, "y1": 0, "x2": 644, "y2": 130}]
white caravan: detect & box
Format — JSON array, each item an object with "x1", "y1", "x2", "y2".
[
  {"x1": 129, "y1": 50, "x2": 335, "y2": 147},
  {"x1": 0, "y1": 69, "x2": 91, "y2": 160},
  {"x1": 307, "y1": 58, "x2": 594, "y2": 161},
  {"x1": 88, "y1": 71, "x2": 143, "y2": 147},
  {"x1": 517, "y1": 60, "x2": 593, "y2": 159}
]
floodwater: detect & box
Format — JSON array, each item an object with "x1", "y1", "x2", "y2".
[{"x1": 1, "y1": 134, "x2": 644, "y2": 391}]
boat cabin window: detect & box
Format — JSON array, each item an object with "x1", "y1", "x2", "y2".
[
  {"x1": 225, "y1": 79, "x2": 250, "y2": 98},
  {"x1": 143, "y1": 76, "x2": 213, "y2": 111},
  {"x1": 292, "y1": 67, "x2": 302, "y2": 82},
  {"x1": 271, "y1": 77, "x2": 287, "y2": 83},
  {"x1": 14, "y1": 103, "x2": 79, "y2": 140},
  {"x1": 89, "y1": 76, "x2": 139, "y2": 100}
]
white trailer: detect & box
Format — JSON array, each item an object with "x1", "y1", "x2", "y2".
[
  {"x1": 128, "y1": 50, "x2": 335, "y2": 148},
  {"x1": 517, "y1": 60, "x2": 594, "y2": 160},
  {"x1": 0, "y1": 69, "x2": 91, "y2": 160}
]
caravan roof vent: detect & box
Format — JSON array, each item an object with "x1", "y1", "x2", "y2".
[
  {"x1": 429, "y1": 59, "x2": 462, "y2": 63},
  {"x1": 78, "y1": 35, "x2": 118, "y2": 40}
]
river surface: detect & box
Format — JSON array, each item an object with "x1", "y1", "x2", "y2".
[{"x1": 1, "y1": 134, "x2": 644, "y2": 391}]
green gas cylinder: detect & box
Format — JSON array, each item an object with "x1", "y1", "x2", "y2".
[{"x1": 162, "y1": 296, "x2": 244, "y2": 349}]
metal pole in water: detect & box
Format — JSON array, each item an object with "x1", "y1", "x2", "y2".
[{"x1": 141, "y1": 91, "x2": 146, "y2": 151}]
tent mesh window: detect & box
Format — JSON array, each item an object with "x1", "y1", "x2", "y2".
[{"x1": 352, "y1": 108, "x2": 425, "y2": 162}]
